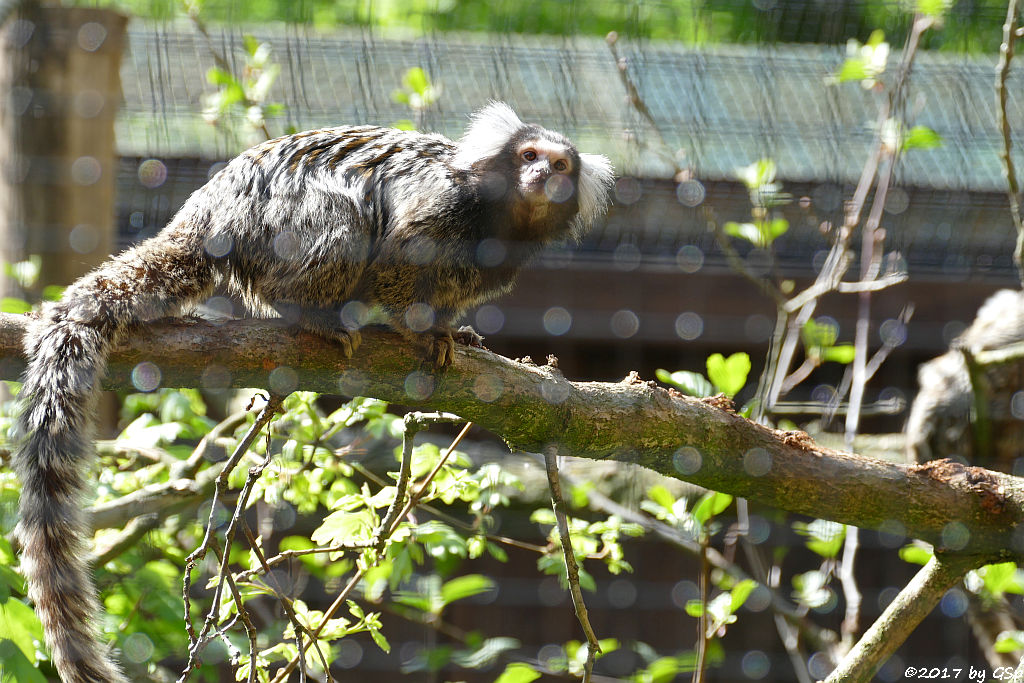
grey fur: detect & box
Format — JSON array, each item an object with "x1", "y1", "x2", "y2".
[{"x1": 13, "y1": 103, "x2": 613, "y2": 682}]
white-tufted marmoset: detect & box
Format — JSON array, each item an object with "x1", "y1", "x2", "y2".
[{"x1": 13, "y1": 102, "x2": 614, "y2": 682}]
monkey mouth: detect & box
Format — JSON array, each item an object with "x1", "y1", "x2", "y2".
[{"x1": 519, "y1": 180, "x2": 549, "y2": 202}]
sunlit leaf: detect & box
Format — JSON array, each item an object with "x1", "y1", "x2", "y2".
[
  {"x1": 440, "y1": 574, "x2": 494, "y2": 606},
  {"x1": 0, "y1": 639, "x2": 46, "y2": 683},
  {"x1": 646, "y1": 484, "x2": 676, "y2": 511},
  {"x1": 834, "y1": 57, "x2": 870, "y2": 83},
  {"x1": 403, "y1": 67, "x2": 430, "y2": 95},
  {"x1": 793, "y1": 519, "x2": 846, "y2": 558},
  {"x1": 0, "y1": 298, "x2": 31, "y2": 314},
  {"x1": 995, "y1": 630, "x2": 1024, "y2": 654},
  {"x1": 917, "y1": 0, "x2": 951, "y2": 18},
  {"x1": 976, "y1": 562, "x2": 1024, "y2": 597},
  {"x1": 729, "y1": 579, "x2": 757, "y2": 613},
  {"x1": 656, "y1": 369, "x2": 714, "y2": 398},
  {"x1": 494, "y1": 662, "x2": 541, "y2": 683},
  {"x1": 823, "y1": 344, "x2": 856, "y2": 364},
  {"x1": 903, "y1": 126, "x2": 943, "y2": 150},
  {"x1": 899, "y1": 542, "x2": 933, "y2": 566},
  {"x1": 692, "y1": 491, "x2": 733, "y2": 525},
  {"x1": 706, "y1": 352, "x2": 750, "y2": 397}
]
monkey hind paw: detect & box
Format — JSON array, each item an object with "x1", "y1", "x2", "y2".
[
  {"x1": 413, "y1": 330, "x2": 456, "y2": 368},
  {"x1": 322, "y1": 327, "x2": 362, "y2": 358}
]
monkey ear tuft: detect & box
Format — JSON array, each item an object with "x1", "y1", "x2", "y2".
[
  {"x1": 571, "y1": 152, "x2": 615, "y2": 238},
  {"x1": 454, "y1": 102, "x2": 524, "y2": 170}
]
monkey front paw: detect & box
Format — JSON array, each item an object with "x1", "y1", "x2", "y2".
[{"x1": 453, "y1": 325, "x2": 484, "y2": 348}]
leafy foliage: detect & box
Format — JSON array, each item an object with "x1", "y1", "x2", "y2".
[{"x1": 657, "y1": 352, "x2": 751, "y2": 399}]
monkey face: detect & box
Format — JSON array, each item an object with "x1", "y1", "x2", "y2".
[{"x1": 516, "y1": 139, "x2": 576, "y2": 204}]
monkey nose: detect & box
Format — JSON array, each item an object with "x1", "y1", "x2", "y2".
[{"x1": 530, "y1": 164, "x2": 551, "y2": 180}]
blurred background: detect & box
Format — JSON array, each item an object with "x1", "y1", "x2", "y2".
[{"x1": 0, "y1": 0, "x2": 1022, "y2": 681}]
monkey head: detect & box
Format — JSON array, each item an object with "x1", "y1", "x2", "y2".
[{"x1": 454, "y1": 102, "x2": 614, "y2": 241}]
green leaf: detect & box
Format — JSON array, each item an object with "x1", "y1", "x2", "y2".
[
  {"x1": 402, "y1": 67, "x2": 431, "y2": 95},
  {"x1": 370, "y1": 626, "x2": 391, "y2": 653},
  {"x1": 646, "y1": 484, "x2": 676, "y2": 511},
  {"x1": 866, "y1": 29, "x2": 886, "y2": 47},
  {"x1": 737, "y1": 159, "x2": 776, "y2": 189},
  {"x1": 0, "y1": 596, "x2": 44, "y2": 662},
  {"x1": 440, "y1": 574, "x2": 494, "y2": 606},
  {"x1": 494, "y1": 662, "x2": 542, "y2": 683},
  {"x1": 916, "y1": 0, "x2": 950, "y2": 18},
  {"x1": 766, "y1": 217, "x2": 789, "y2": 241},
  {"x1": 823, "y1": 344, "x2": 856, "y2": 364},
  {"x1": 903, "y1": 126, "x2": 943, "y2": 150},
  {"x1": 977, "y1": 562, "x2": 1024, "y2": 597},
  {"x1": 729, "y1": 579, "x2": 757, "y2": 613},
  {"x1": 0, "y1": 639, "x2": 46, "y2": 683},
  {"x1": 706, "y1": 352, "x2": 750, "y2": 397},
  {"x1": 242, "y1": 34, "x2": 261, "y2": 57},
  {"x1": 684, "y1": 599, "x2": 704, "y2": 618},
  {"x1": 802, "y1": 318, "x2": 838, "y2": 349},
  {"x1": 692, "y1": 491, "x2": 733, "y2": 525},
  {"x1": 834, "y1": 57, "x2": 870, "y2": 83},
  {"x1": 656, "y1": 369, "x2": 714, "y2": 398},
  {"x1": 793, "y1": 519, "x2": 846, "y2": 558},
  {"x1": 206, "y1": 66, "x2": 237, "y2": 87},
  {"x1": 723, "y1": 221, "x2": 761, "y2": 245},
  {"x1": 792, "y1": 569, "x2": 832, "y2": 609},
  {"x1": 311, "y1": 508, "x2": 375, "y2": 546},
  {"x1": 995, "y1": 630, "x2": 1024, "y2": 654},
  {"x1": 899, "y1": 542, "x2": 933, "y2": 566},
  {"x1": 0, "y1": 298, "x2": 30, "y2": 314}
]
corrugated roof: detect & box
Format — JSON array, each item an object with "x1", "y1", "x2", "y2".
[{"x1": 117, "y1": 23, "x2": 1023, "y2": 192}]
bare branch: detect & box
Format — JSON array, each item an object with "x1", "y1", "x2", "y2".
[
  {"x1": 825, "y1": 552, "x2": 984, "y2": 682},
  {"x1": 996, "y1": 0, "x2": 1024, "y2": 282},
  {"x1": 544, "y1": 448, "x2": 601, "y2": 681},
  {"x1": 0, "y1": 312, "x2": 1021, "y2": 561}
]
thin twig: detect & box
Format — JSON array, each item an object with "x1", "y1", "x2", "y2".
[
  {"x1": 238, "y1": 523, "x2": 334, "y2": 681},
  {"x1": 178, "y1": 394, "x2": 284, "y2": 682},
  {"x1": 543, "y1": 447, "x2": 601, "y2": 682},
  {"x1": 268, "y1": 568, "x2": 367, "y2": 683},
  {"x1": 996, "y1": 0, "x2": 1024, "y2": 282},
  {"x1": 352, "y1": 462, "x2": 550, "y2": 554},
  {"x1": 693, "y1": 534, "x2": 710, "y2": 683},
  {"x1": 605, "y1": 32, "x2": 684, "y2": 175},
  {"x1": 268, "y1": 415, "x2": 471, "y2": 682},
  {"x1": 838, "y1": 526, "x2": 862, "y2": 651},
  {"x1": 373, "y1": 412, "x2": 464, "y2": 554},
  {"x1": 386, "y1": 419, "x2": 474, "y2": 537},
  {"x1": 214, "y1": 538, "x2": 260, "y2": 683}
]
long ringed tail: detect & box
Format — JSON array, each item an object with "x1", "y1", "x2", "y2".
[{"x1": 13, "y1": 221, "x2": 214, "y2": 683}]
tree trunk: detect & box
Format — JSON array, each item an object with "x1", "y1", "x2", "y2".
[{"x1": 0, "y1": 3, "x2": 126, "y2": 298}]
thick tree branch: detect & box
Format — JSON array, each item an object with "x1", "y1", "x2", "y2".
[{"x1": 1, "y1": 312, "x2": 1022, "y2": 560}]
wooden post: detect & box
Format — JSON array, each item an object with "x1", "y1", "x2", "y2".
[{"x1": 0, "y1": 3, "x2": 127, "y2": 298}]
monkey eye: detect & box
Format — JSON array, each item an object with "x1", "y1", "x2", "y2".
[
  {"x1": 553, "y1": 159, "x2": 568, "y2": 172},
  {"x1": 522, "y1": 150, "x2": 537, "y2": 162}
]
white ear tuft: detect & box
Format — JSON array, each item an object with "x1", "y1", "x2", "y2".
[
  {"x1": 571, "y1": 152, "x2": 615, "y2": 238},
  {"x1": 453, "y1": 102, "x2": 524, "y2": 170}
]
